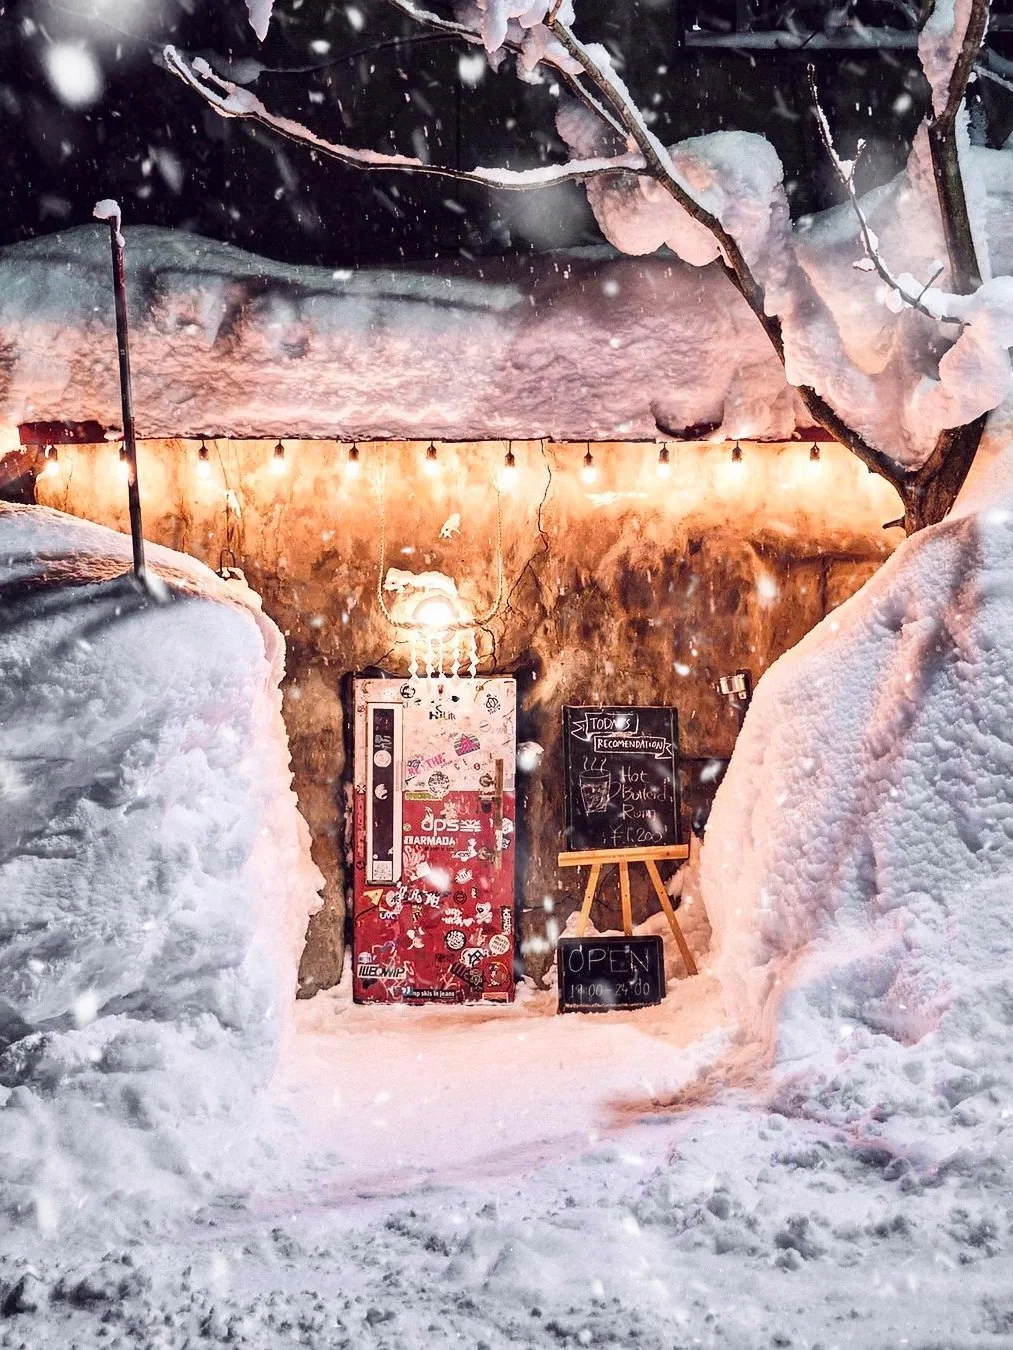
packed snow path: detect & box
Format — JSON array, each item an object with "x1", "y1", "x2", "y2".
[{"x1": 6, "y1": 973, "x2": 1013, "y2": 1349}]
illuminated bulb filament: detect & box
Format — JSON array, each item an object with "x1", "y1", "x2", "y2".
[
  {"x1": 42, "y1": 444, "x2": 60, "y2": 477},
  {"x1": 581, "y1": 448, "x2": 597, "y2": 485}
]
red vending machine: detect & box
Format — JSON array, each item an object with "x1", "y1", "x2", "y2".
[{"x1": 352, "y1": 675, "x2": 517, "y2": 1004}]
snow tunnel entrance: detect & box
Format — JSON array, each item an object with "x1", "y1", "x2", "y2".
[{"x1": 22, "y1": 434, "x2": 905, "y2": 996}]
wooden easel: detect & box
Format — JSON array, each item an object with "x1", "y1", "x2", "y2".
[{"x1": 557, "y1": 844, "x2": 698, "y2": 976}]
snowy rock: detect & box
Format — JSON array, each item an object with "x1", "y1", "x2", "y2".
[{"x1": 0, "y1": 504, "x2": 321, "y2": 1239}]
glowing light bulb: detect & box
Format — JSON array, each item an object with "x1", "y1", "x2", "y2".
[
  {"x1": 412, "y1": 593, "x2": 458, "y2": 630},
  {"x1": 345, "y1": 442, "x2": 361, "y2": 478},
  {"x1": 423, "y1": 442, "x2": 440, "y2": 477},
  {"x1": 197, "y1": 440, "x2": 211, "y2": 480},
  {"x1": 271, "y1": 440, "x2": 287, "y2": 474},
  {"x1": 656, "y1": 444, "x2": 672, "y2": 479},
  {"x1": 809, "y1": 442, "x2": 821, "y2": 469},
  {"x1": 118, "y1": 446, "x2": 130, "y2": 482},
  {"x1": 500, "y1": 445, "x2": 517, "y2": 490},
  {"x1": 42, "y1": 444, "x2": 61, "y2": 478},
  {"x1": 581, "y1": 447, "x2": 597, "y2": 485},
  {"x1": 730, "y1": 440, "x2": 743, "y2": 466}
]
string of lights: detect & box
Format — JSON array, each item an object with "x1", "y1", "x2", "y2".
[{"x1": 33, "y1": 435, "x2": 841, "y2": 488}]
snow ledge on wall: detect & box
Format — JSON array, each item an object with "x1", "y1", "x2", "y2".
[{"x1": 0, "y1": 226, "x2": 800, "y2": 444}]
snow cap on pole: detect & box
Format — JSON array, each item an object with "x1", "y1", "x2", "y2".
[{"x1": 93, "y1": 198, "x2": 124, "y2": 246}]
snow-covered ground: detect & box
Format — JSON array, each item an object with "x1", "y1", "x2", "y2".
[
  {"x1": 7, "y1": 955, "x2": 1013, "y2": 1349},
  {"x1": 6, "y1": 475, "x2": 1013, "y2": 1346}
]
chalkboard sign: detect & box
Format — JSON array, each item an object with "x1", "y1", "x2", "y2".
[
  {"x1": 557, "y1": 935, "x2": 665, "y2": 1012},
  {"x1": 562, "y1": 706, "x2": 680, "y2": 852}
]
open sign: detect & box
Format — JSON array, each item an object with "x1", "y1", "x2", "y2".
[{"x1": 556, "y1": 935, "x2": 665, "y2": 1012}]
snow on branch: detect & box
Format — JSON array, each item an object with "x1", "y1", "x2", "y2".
[
  {"x1": 246, "y1": 0, "x2": 275, "y2": 41},
  {"x1": 918, "y1": 0, "x2": 992, "y2": 126},
  {"x1": 162, "y1": 46, "x2": 642, "y2": 190},
  {"x1": 809, "y1": 68, "x2": 961, "y2": 328}
]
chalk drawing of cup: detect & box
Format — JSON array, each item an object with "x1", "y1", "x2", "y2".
[{"x1": 579, "y1": 774, "x2": 612, "y2": 815}]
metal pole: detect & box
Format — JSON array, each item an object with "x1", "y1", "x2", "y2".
[{"x1": 98, "y1": 206, "x2": 146, "y2": 581}]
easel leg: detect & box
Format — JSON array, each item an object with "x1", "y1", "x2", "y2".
[
  {"x1": 645, "y1": 859, "x2": 698, "y2": 977},
  {"x1": 619, "y1": 861, "x2": 633, "y2": 937},
  {"x1": 576, "y1": 863, "x2": 602, "y2": 937}
]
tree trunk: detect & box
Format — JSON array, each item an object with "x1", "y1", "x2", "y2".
[{"x1": 898, "y1": 415, "x2": 988, "y2": 533}]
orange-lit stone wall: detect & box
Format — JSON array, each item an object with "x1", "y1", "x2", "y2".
[{"x1": 35, "y1": 437, "x2": 903, "y2": 991}]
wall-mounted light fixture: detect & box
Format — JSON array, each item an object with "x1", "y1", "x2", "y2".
[{"x1": 581, "y1": 444, "x2": 597, "y2": 485}]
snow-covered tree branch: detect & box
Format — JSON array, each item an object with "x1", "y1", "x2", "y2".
[
  {"x1": 164, "y1": 0, "x2": 1008, "y2": 532},
  {"x1": 162, "y1": 46, "x2": 642, "y2": 190}
]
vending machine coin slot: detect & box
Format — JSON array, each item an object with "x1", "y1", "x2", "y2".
[{"x1": 365, "y1": 702, "x2": 402, "y2": 884}]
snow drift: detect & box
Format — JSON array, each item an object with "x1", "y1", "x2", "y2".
[
  {"x1": 702, "y1": 404, "x2": 1013, "y2": 1171},
  {"x1": 0, "y1": 504, "x2": 321, "y2": 1238}
]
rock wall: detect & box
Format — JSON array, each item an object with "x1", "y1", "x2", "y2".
[{"x1": 33, "y1": 436, "x2": 902, "y2": 990}]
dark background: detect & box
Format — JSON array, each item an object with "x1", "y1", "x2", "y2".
[{"x1": 2, "y1": 0, "x2": 1012, "y2": 267}]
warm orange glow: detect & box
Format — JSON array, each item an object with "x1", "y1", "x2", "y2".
[
  {"x1": 581, "y1": 448, "x2": 597, "y2": 485},
  {"x1": 499, "y1": 445, "x2": 518, "y2": 491},
  {"x1": 271, "y1": 441, "x2": 288, "y2": 475}
]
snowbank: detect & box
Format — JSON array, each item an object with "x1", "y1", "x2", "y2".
[
  {"x1": 0, "y1": 226, "x2": 797, "y2": 444},
  {"x1": 702, "y1": 404, "x2": 1013, "y2": 1172},
  {"x1": 0, "y1": 505, "x2": 321, "y2": 1240}
]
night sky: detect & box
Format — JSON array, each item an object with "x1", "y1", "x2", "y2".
[{"x1": 1, "y1": 0, "x2": 1009, "y2": 268}]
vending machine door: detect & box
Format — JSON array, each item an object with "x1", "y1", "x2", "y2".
[{"x1": 352, "y1": 676, "x2": 517, "y2": 1004}]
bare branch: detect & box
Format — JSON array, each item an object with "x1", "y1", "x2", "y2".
[
  {"x1": 934, "y1": 0, "x2": 992, "y2": 132},
  {"x1": 808, "y1": 66, "x2": 961, "y2": 325},
  {"x1": 163, "y1": 45, "x2": 643, "y2": 191},
  {"x1": 923, "y1": 0, "x2": 991, "y2": 292}
]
